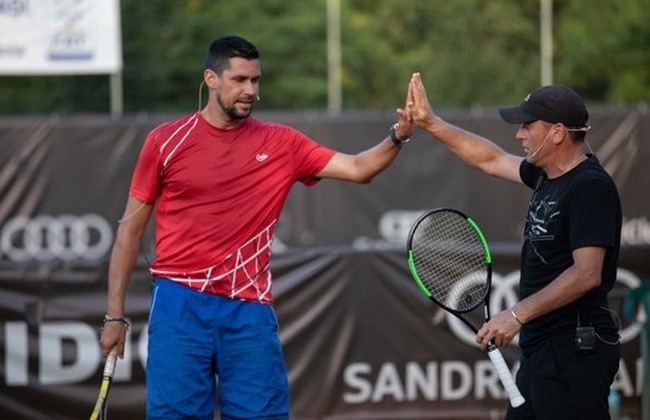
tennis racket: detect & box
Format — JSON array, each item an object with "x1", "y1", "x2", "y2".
[
  {"x1": 406, "y1": 208, "x2": 525, "y2": 408},
  {"x1": 90, "y1": 348, "x2": 117, "y2": 420}
]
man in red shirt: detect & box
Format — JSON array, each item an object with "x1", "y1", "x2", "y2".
[{"x1": 99, "y1": 35, "x2": 414, "y2": 419}]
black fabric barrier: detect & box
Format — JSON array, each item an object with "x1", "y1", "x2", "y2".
[
  {"x1": 0, "y1": 245, "x2": 647, "y2": 419},
  {"x1": 1, "y1": 107, "x2": 649, "y2": 252},
  {"x1": 1, "y1": 108, "x2": 648, "y2": 418}
]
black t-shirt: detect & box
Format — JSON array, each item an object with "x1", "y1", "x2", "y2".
[{"x1": 518, "y1": 155, "x2": 622, "y2": 352}]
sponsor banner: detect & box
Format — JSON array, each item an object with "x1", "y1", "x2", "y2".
[
  {"x1": 0, "y1": 109, "x2": 648, "y2": 250},
  {"x1": 1, "y1": 214, "x2": 112, "y2": 262},
  {"x1": 0, "y1": 0, "x2": 122, "y2": 75},
  {"x1": 0, "y1": 110, "x2": 648, "y2": 418},
  {"x1": 0, "y1": 248, "x2": 647, "y2": 419}
]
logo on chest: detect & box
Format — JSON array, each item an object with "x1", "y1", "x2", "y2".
[{"x1": 527, "y1": 190, "x2": 561, "y2": 240}]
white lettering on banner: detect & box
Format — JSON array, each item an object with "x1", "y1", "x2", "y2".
[
  {"x1": 0, "y1": 214, "x2": 113, "y2": 262},
  {"x1": 343, "y1": 358, "x2": 643, "y2": 404},
  {"x1": 441, "y1": 361, "x2": 472, "y2": 400},
  {"x1": 474, "y1": 360, "x2": 502, "y2": 400},
  {"x1": 343, "y1": 363, "x2": 372, "y2": 403},
  {"x1": 0, "y1": 320, "x2": 644, "y2": 399},
  {"x1": 5, "y1": 322, "x2": 28, "y2": 385},
  {"x1": 3, "y1": 321, "x2": 139, "y2": 385},
  {"x1": 622, "y1": 217, "x2": 650, "y2": 245},
  {"x1": 378, "y1": 212, "x2": 650, "y2": 246},
  {"x1": 406, "y1": 361, "x2": 437, "y2": 400},
  {"x1": 372, "y1": 363, "x2": 404, "y2": 401},
  {"x1": 367, "y1": 362, "x2": 452, "y2": 402},
  {"x1": 39, "y1": 322, "x2": 98, "y2": 384},
  {"x1": 343, "y1": 361, "x2": 519, "y2": 403}
]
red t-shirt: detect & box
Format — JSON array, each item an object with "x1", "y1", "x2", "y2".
[{"x1": 129, "y1": 112, "x2": 335, "y2": 303}]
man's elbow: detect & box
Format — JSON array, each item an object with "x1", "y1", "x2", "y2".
[
  {"x1": 337, "y1": 165, "x2": 377, "y2": 184},
  {"x1": 355, "y1": 174, "x2": 374, "y2": 184},
  {"x1": 581, "y1": 267, "x2": 603, "y2": 291},
  {"x1": 586, "y1": 274, "x2": 602, "y2": 290}
]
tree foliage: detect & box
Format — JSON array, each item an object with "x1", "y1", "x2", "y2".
[{"x1": 0, "y1": 0, "x2": 647, "y2": 115}]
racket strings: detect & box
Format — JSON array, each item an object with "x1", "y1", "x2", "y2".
[{"x1": 411, "y1": 212, "x2": 489, "y2": 312}]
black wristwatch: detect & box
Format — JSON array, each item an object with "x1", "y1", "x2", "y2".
[{"x1": 389, "y1": 123, "x2": 410, "y2": 147}]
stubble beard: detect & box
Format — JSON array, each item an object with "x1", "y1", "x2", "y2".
[{"x1": 217, "y1": 94, "x2": 252, "y2": 121}]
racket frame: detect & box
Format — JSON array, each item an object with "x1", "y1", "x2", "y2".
[
  {"x1": 407, "y1": 208, "x2": 492, "y2": 325},
  {"x1": 406, "y1": 208, "x2": 525, "y2": 408}
]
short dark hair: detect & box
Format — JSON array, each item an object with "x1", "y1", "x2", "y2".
[
  {"x1": 203, "y1": 36, "x2": 259, "y2": 75},
  {"x1": 569, "y1": 129, "x2": 587, "y2": 143}
]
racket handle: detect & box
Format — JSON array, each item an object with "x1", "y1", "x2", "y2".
[
  {"x1": 487, "y1": 347, "x2": 525, "y2": 408},
  {"x1": 90, "y1": 348, "x2": 118, "y2": 420},
  {"x1": 103, "y1": 348, "x2": 118, "y2": 377}
]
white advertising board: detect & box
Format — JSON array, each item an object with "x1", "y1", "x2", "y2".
[{"x1": 0, "y1": 0, "x2": 122, "y2": 75}]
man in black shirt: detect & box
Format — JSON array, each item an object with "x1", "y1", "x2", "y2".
[{"x1": 407, "y1": 73, "x2": 621, "y2": 419}]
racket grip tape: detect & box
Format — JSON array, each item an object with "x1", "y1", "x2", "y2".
[
  {"x1": 103, "y1": 348, "x2": 118, "y2": 377},
  {"x1": 89, "y1": 348, "x2": 118, "y2": 420},
  {"x1": 487, "y1": 347, "x2": 525, "y2": 408}
]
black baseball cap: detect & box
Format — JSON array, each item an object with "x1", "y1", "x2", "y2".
[{"x1": 499, "y1": 85, "x2": 590, "y2": 130}]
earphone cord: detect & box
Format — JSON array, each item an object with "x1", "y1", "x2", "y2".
[
  {"x1": 595, "y1": 306, "x2": 621, "y2": 345},
  {"x1": 198, "y1": 81, "x2": 205, "y2": 112},
  {"x1": 117, "y1": 202, "x2": 147, "y2": 224}
]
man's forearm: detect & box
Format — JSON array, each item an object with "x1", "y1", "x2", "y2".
[
  {"x1": 105, "y1": 232, "x2": 142, "y2": 317},
  {"x1": 425, "y1": 118, "x2": 504, "y2": 172}
]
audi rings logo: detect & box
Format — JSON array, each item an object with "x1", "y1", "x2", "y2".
[
  {"x1": 437, "y1": 269, "x2": 644, "y2": 346},
  {"x1": 1, "y1": 214, "x2": 113, "y2": 262}
]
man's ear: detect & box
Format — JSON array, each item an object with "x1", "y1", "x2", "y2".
[
  {"x1": 204, "y1": 69, "x2": 219, "y2": 89},
  {"x1": 553, "y1": 124, "x2": 567, "y2": 145}
]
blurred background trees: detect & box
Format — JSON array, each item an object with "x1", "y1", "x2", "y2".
[{"x1": 0, "y1": 0, "x2": 647, "y2": 115}]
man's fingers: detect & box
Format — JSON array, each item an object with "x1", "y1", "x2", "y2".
[
  {"x1": 411, "y1": 72, "x2": 428, "y2": 104},
  {"x1": 397, "y1": 108, "x2": 410, "y2": 120},
  {"x1": 406, "y1": 78, "x2": 415, "y2": 106}
]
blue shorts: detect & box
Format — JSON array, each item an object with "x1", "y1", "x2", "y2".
[{"x1": 146, "y1": 278, "x2": 289, "y2": 419}]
